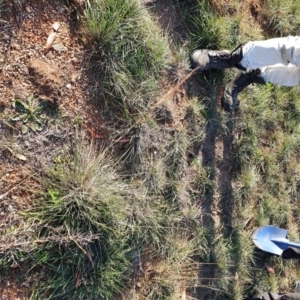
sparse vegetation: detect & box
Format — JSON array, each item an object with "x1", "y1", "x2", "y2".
[{"x1": 2, "y1": 0, "x2": 300, "y2": 299}]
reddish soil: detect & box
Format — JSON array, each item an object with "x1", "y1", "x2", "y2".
[{"x1": 0, "y1": 1, "x2": 91, "y2": 298}]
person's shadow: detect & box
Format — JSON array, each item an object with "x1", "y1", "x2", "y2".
[{"x1": 188, "y1": 70, "x2": 240, "y2": 299}]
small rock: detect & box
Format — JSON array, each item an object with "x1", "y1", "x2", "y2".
[
  {"x1": 52, "y1": 43, "x2": 67, "y2": 54},
  {"x1": 66, "y1": 83, "x2": 72, "y2": 89},
  {"x1": 52, "y1": 22, "x2": 60, "y2": 32}
]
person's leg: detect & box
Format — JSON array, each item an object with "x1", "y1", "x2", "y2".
[
  {"x1": 252, "y1": 292, "x2": 300, "y2": 299},
  {"x1": 222, "y1": 64, "x2": 300, "y2": 112},
  {"x1": 281, "y1": 293, "x2": 300, "y2": 299},
  {"x1": 240, "y1": 36, "x2": 300, "y2": 69},
  {"x1": 222, "y1": 69, "x2": 265, "y2": 112},
  {"x1": 191, "y1": 36, "x2": 300, "y2": 71},
  {"x1": 260, "y1": 64, "x2": 300, "y2": 86}
]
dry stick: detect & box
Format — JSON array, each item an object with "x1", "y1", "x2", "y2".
[
  {"x1": 148, "y1": 65, "x2": 201, "y2": 113},
  {"x1": 113, "y1": 66, "x2": 201, "y2": 144}
]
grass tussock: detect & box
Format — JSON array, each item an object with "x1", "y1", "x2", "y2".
[
  {"x1": 82, "y1": 0, "x2": 169, "y2": 110},
  {"x1": 6, "y1": 141, "x2": 136, "y2": 299}
]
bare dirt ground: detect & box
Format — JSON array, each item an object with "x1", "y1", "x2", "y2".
[
  {"x1": 0, "y1": 1, "x2": 93, "y2": 298},
  {"x1": 0, "y1": 0, "x2": 267, "y2": 299}
]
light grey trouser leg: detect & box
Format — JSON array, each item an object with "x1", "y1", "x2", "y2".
[
  {"x1": 256, "y1": 292, "x2": 300, "y2": 299},
  {"x1": 240, "y1": 36, "x2": 300, "y2": 69},
  {"x1": 260, "y1": 64, "x2": 300, "y2": 86}
]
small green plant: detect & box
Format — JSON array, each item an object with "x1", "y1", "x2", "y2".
[{"x1": 11, "y1": 95, "x2": 47, "y2": 133}]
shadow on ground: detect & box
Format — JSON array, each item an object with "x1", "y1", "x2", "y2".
[{"x1": 188, "y1": 71, "x2": 244, "y2": 299}]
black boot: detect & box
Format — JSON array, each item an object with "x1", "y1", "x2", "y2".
[
  {"x1": 191, "y1": 45, "x2": 245, "y2": 71},
  {"x1": 222, "y1": 69, "x2": 266, "y2": 112}
]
